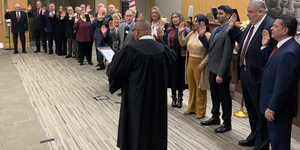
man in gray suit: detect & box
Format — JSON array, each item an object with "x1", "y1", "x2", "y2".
[
  {"x1": 198, "y1": 5, "x2": 235, "y2": 133},
  {"x1": 109, "y1": 9, "x2": 135, "y2": 49}
]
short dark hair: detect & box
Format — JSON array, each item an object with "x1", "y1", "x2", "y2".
[
  {"x1": 218, "y1": 5, "x2": 233, "y2": 17},
  {"x1": 277, "y1": 14, "x2": 298, "y2": 36},
  {"x1": 194, "y1": 14, "x2": 210, "y2": 32}
]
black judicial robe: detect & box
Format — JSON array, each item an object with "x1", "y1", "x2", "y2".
[{"x1": 106, "y1": 39, "x2": 175, "y2": 150}]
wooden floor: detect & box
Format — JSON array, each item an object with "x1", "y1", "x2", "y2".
[{"x1": 1, "y1": 47, "x2": 300, "y2": 150}]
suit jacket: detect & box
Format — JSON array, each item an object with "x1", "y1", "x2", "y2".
[
  {"x1": 28, "y1": 8, "x2": 46, "y2": 30},
  {"x1": 199, "y1": 23, "x2": 235, "y2": 77},
  {"x1": 65, "y1": 13, "x2": 75, "y2": 39},
  {"x1": 91, "y1": 15, "x2": 111, "y2": 46},
  {"x1": 228, "y1": 15, "x2": 277, "y2": 88},
  {"x1": 55, "y1": 16, "x2": 66, "y2": 42},
  {"x1": 111, "y1": 21, "x2": 135, "y2": 49},
  {"x1": 5, "y1": 11, "x2": 28, "y2": 33},
  {"x1": 43, "y1": 11, "x2": 56, "y2": 33},
  {"x1": 259, "y1": 38, "x2": 300, "y2": 117}
]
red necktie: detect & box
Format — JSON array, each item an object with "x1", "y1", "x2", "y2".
[
  {"x1": 17, "y1": 12, "x2": 20, "y2": 21},
  {"x1": 269, "y1": 46, "x2": 278, "y2": 58},
  {"x1": 239, "y1": 26, "x2": 255, "y2": 67},
  {"x1": 37, "y1": 9, "x2": 40, "y2": 17}
]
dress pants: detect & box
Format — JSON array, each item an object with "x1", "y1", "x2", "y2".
[
  {"x1": 77, "y1": 41, "x2": 93, "y2": 63},
  {"x1": 67, "y1": 37, "x2": 77, "y2": 56},
  {"x1": 209, "y1": 71, "x2": 232, "y2": 126},
  {"x1": 240, "y1": 66, "x2": 269, "y2": 150},
  {"x1": 13, "y1": 32, "x2": 25, "y2": 52},
  {"x1": 56, "y1": 41, "x2": 67, "y2": 55},
  {"x1": 95, "y1": 39, "x2": 105, "y2": 67},
  {"x1": 47, "y1": 32, "x2": 55, "y2": 53},
  {"x1": 186, "y1": 57, "x2": 207, "y2": 115},
  {"x1": 268, "y1": 112, "x2": 293, "y2": 150},
  {"x1": 34, "y1": 29, "x2": 47, "y2": 51}
]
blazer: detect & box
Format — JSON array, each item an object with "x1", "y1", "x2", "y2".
[
  {"x1": 200, "y1": 23, "x2": 235, "y2": 77},
  {"x1": 43, "y1": 11, "x2": 56, "y2": 33},
  {"x1": 91, "y1": 15, "x2": 111, "y2": 46},
  {"x1": 228, "y1": 15, "x2": 277, "y2": 88},
  {"x1": 260, "y1": 38, "x2": 300, "y2": 117},
  {"x1": 5, "y1": 11, "x2": 28, "y2": 33},
  {"x1": 65, "y1": 13, "x2": 75, "y2": 39},
  {"x1": 28, "y1": 8, "x2": 47, "y2": 30},
  {"x1": 111, "y1": 21, "x2": 135, "y2": 49}
]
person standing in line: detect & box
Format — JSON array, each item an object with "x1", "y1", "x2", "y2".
[
  {"x1": 28, "y1": 1, "x2": 48, "y2": 53},
  {"x1": 73, "y1": 9, "x2": 95, "y2": 66},
  {"x1": 260, "y1": 14, "x2": 300, "y2": 150},
  {"x1": 43, "y1": 3, "x2": 56, "y2": 55},
  {"x1": 55, "y1": 5, "x2": 67, "y2": 56},
  {"x1": 5, "y1": 4, "x2": 28, "y2": 54},
  {"x1": 228, "y1": 0, "x2": 277, "y2": 149},
  {"x1": 178, "y1": 14, "x2": 210, "y2": 119},
  {"x1": 199, "y1": 5, "x2": 235, "y2": 133},
  {"x1": 163, "y1": 11, "x2": 191, "y2": 108},
  {"x1": 65, "y1": 6, "x2": 76, "y2": 58}
]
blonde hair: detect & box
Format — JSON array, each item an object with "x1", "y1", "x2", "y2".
[
  {"x1": 112, "y1": 13, "x2": 122, "y2": 19},
  {"x1": 149, "y1": 6, "x2": 162, "y2": 23}
]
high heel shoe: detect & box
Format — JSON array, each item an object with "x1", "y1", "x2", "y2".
[
  {"x1": 171, "y1": 95, "x2": 177, "y2": 107},
  {"x1": 177, "y1": 94, "x2": 183, "y2": 108}
]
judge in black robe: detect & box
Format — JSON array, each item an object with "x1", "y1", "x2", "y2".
[{"x1": 106, "y1": 19, "x2": 175, "y2": 150}]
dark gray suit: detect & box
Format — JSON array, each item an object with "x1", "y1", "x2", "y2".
[
  {"x1": 111, "y1": 21, "x2": 135, "y2": 49},
  {"x1": 199, "y1": 23, "x2": 235, "y2": 126}
]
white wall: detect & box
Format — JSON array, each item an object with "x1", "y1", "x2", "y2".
[
  {"x1": 155, "y1": 0, "x2": 181, "y2": 22},
  {"x1": 135, "y1": 0, "x2": 146, "y2": 19}
]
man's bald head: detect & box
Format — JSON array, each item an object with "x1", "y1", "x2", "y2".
[{"x1": 134, "y1": 19, "x2": 152, "y2": 40}]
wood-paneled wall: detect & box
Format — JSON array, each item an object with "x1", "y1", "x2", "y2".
[
  {"x1": 181, "y1": 0, "x2": 251, "y2": 22},
  {"x1": 108, "y1": 0, "x2": 120, "y2": 14}
]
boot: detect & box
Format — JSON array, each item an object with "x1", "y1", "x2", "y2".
[
  {"x1": 171, "y1": 95, "x2": 177, "y2": 107},
  {"x1": 177, "y1": 95, "x2": 183, "y2": 108}
]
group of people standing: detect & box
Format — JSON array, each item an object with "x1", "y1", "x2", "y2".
[{"x1": 5, "y1": 0, "x2": 300, "y2": 149}]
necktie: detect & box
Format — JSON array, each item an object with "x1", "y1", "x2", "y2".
[
  {"x1": 213, "y1": 26, "x2": 222, "y2": 40},
  {"x1": 17, "y1": 12, "x2": 20, "y2": 22},
  {"x1": 124, "y1": 25, "x2": 129, "y2": 40},
  {"x1": 269, "y1": 46, "x2": 278, "y2": 58},
  {"x1": 239, "y1": 25, "x2": 255, "y2": 67},
  {"x1": 37, "y1": 9, "x2": 40, "y2": 17}
]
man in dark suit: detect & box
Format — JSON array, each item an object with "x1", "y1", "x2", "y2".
[
  {"x1": 260, "y1": 14, "x2": 300, "y2": 150},
  {"x1": 28, "y1": 1, "x2": 47, "y2": 53},
  {"x1": 228, "y1": 0, "x2": 277, "y2": 149},
  {"x1": 5, "y1": 4, "x2": 28, "y2": 54},
  {"x1": 43, "y1": 3, "x2": 56, "y2": 54},
  {"x1": 199, "y1": 5, "x2": 235, "y2": 133}
]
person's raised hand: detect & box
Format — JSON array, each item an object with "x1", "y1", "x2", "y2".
[
  {"x1": 6, "y1": 7, "x2": 9, "y2": 13},
  {"x1": 178, "y1": 22, "x2": 185, "y2": 33},
  {"x1": 42, "y1": 7, "x2": 46, "y2": 13},
  {"x1": 61, "y1": 11, "x2": 66, "y2": 18},
  {"x1": 74, "y1": 16, "x2": 79, "y2": 23},
  {"x1": 109, "y1": 20, "x2": 115, "y2": 31},
  {"x1": 229, "y1": 13, "x2": 237, "y2": 29},
  {"x1": 199, "y1": 21, "x2": 206, "y2": 36},
  {"x1": 28, "y1": 4, "x2": 32, "y2": 12},
  {"x1": 262, "y1": 30, "x2": 270, "y2": 47},
  {"x1": 90, "y1": 15, "x2": 95, "y2": 22},
  {"x1": 49, "y1": 11, "x2": 53, "y2": 17},
  {"x1": 86, "y1": 5, "x2": 92, "y2": 13},
  {"x1": 101, "y1": 25, "x2": 107, "y2": 37}
]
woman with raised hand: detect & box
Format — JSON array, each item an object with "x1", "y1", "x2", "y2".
[{"x1": 178, "y1": 14, "x2": 210, "y2": 119}]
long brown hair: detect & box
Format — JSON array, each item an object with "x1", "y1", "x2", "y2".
[
  {"x1": 169, "y1": 11, "x2": 186, "y2": 28},
  {"x1": 149, "y1": 6, "x2": 162, "y2": 23},
  {"x1": 56, "y1": 5, "x2": 65, "y2": 19}
]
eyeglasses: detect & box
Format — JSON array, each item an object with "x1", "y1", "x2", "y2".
[{"x1": 133, "y1": 28, "x2": 139, "y2": 31}]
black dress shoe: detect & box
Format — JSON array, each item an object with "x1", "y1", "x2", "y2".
[
  {"x1": 14, "y1": 51, "x2": 18, "y2": 54},
  {"x1": 49, "y1": 52, "x2": 53, "y2": 54},
  {"x1": 34, "y1": 50, "x2": 40, "y2": 53},
  {"x1": 96, "y1": 64, "x2": 101, "y2": 67},
  {"x1": 97, "y1": 66, "x2": 105, "y2": 70},
  {"x1": 79, "y1": 62, "x2": 83, "y2": 66},
  {"x1": 214, "y1": 124, "x2": 231, "y2": 133},
  {"x1": 44, "y1": 50, "x2": 47, "y2": 53},
  {"x1": 88, "y1": 62, "x2": 93, "y2": 65},
  {"x1": 22, "y1": 51, "x2": 27, "y2": 53},
  {"x1": 65, "y1": 55, "x2": 72, "y2": 58},
  {"x1": 238, "y1": 140, "x2": 254, "y2": 147},
  {"x1": 200, "y1": 117, "x2": 220, "y2": 126}
]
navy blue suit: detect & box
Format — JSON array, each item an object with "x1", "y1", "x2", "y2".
[
  {"x1": 5, "y1": 11, "x2": 28, "y2": 52},
  {"x1": 228, "y1": 15, "x2": 277, "y2": 150},
  {"x1": 260, "y1": 38, "x2": 300, "y2": 150}
]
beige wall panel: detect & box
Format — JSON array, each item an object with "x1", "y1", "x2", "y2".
[{"x1": 0, "y1": 0, "x2": 6, "y2": 44}]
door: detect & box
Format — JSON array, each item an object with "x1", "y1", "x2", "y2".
[{"x1": 0, "y1": 0, "x2": 6, "y2": 46}]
